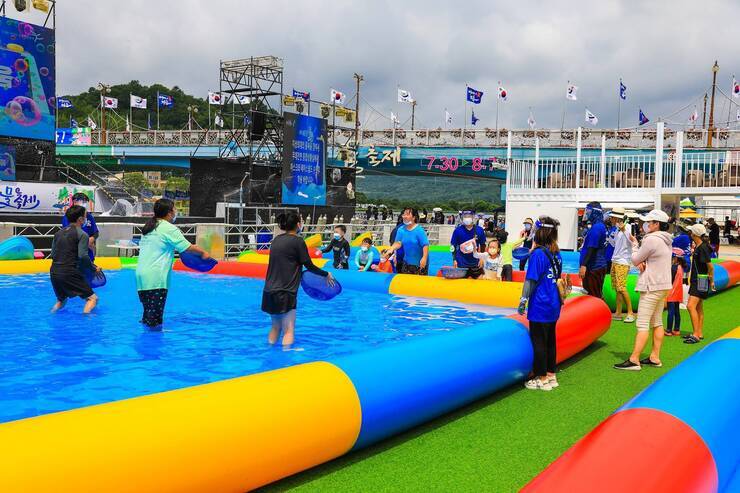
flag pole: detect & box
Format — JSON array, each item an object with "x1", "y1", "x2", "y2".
[
  {"x1": 129, "y1": 94, "x2": 132, "y2": 133},
  {"x1": 495, "y1": 81, "x2": 500, "y2": 145},
  {"x1": 560, "y1": 80, "x2": 568, "y2": 132},
  {"x1": 156, "y1": 91, "x2": 160, "y2": 130},
  {"x1": 726, "y1": 75, "x2": 734, "y2": 129},
  {"x1": 463, "y1": 85, "x2": 467, "y2": 146},
  {"x1": 617, "y1": 79, "x2": 622, "y2": 130},
  {"x1": 208, "y1": 92, "x2": 211, "y2": 130}
]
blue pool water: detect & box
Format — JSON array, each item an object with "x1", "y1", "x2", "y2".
[{"x1": 0, "y1": 270, "x2": 513, "y2": 424}]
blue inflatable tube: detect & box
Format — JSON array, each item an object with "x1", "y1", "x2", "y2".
[
  {"x1": 331, "y1": 318, "x2": 532, "y2": 449},
  {"x1": 620, "y1": 337, "x2": 740, "y2": 491},
  {"x1": 713, "y1": 264, "x2": 730, "y2": 291},
  {"x1": 328, "y1": 269, "x2": 394, "y2": 294},
  {"x1": 0, "y1": 236, "x2": 34, "y2": 261}
]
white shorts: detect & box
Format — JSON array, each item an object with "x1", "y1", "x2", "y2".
[{"x1": 636, "y1": 290, "x2": 669, "y2": 331}]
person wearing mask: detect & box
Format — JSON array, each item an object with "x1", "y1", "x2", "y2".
[
  {"x1": 607, "y1": 207, "x2": 635, "y2": 323},
  {"x1": 383, "y1": 207, "x2": 430, "y2": 275},
  {"x1": 321, "y1": 224, "x2": 350, "y2": 269},
  {"x1": 498, "y1": 230, "x2": 525, "y2": 282},
  {"x1": 684, "y1": 223, "x2": 715, "y2": 345},
  {"x1": 450, "y1": 210, "x2": 487, "y2": 279},
  {"x1": 614, "y1": 209, "x2": 673, "y2": 371},
  {"x1": 666, "y1": 250, "x2": 687, "y2": 337},
  {"x1": 355, "y1": 237, "x2": 376, "y2": 271},
  {"x1": 50, "y1": 205, "x2": 100, "y2": 314},
  {"x1": 262, "y1": 211, "x2": 335, "y2": 346},
  {"x1": 672, "y1": 223, "x2": 692, "y2": 281},
  {"x1": 136, "y1": 199, "x2": 209, "y2": 330},
  {"x1": 579, "y1": 202, "x2": 608, "y2": 299},
  {"x1": 706, "y1": 217, "x2": 720, "y2": 257},
  {"x1": 517, "y1": 216, "x2": 563, "y2": 391},
  {"x1": 519, "y1": 218, "x2": 535, "y2": 271},
  {"x1": 62, "y1": 192, "x2": 99, "y2": 261},
  {"x1": 473, "y1": 239, "x2": 503, "y2": 280}
]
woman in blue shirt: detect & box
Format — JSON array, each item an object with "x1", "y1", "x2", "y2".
[
  {"x1": 518, "y1": 216, "x2": 563, "y2": 392},
  {"x1": 383, "y1": 207, "x2": 429, "y2": 275}
]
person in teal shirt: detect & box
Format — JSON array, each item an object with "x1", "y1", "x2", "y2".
[
  {"x1": 355, "y1": 237, "x2": 375, "y2": 271},
  {"x1": 135, "y1": 198, "x2": 209, "y2": 329}
]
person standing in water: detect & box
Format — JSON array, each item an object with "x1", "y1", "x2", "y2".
[
  {"x1": 50, "y1": 205, "x2": 99, "y2": 314},
  {"x1": 321, "y1": 224, "x2": 350, "y2": 269},
  {"x1": 136, "y1": 198, "x2": 209, "y2": 330},
  {"x1": 450, "y1": 210, "x2": 487, "y2": 279},
  {"x1": 383, "y1": 207, "x2": 430, "y2": 275},
  {"x1": 262, "y1": 211, "x2": 335, "y2": 346},
  {"x1": 61, "y1": 192, "x2": 99, "y2": 261}
]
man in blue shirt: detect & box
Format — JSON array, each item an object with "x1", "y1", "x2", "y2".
[
  {"x1": 579, "y1": 201, "x2": 607, "y2": 298},
  {"x1": 384, "y1": 207, "x2": 430, "y2": 275},
  {"x1": 450, "y1": 209, "x2": 487, "y2": 278},
  {"x1": 604, "y1": 212, "x2": 617, "y2": 273},
  {"x1": 61, "y1": 192, "x2": 99, "y2": 261}
]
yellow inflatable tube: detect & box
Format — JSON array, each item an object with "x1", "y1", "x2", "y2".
[
  {"x1": 237, "y1": 253, "x2": 329, "y2": 269},
  {"x1": 304, "y1": 233, "x2": 322, "y2": 249},
  {"x1": 0, "y1": 361, "x2": 362, "y2": 493},
  {"x1": 718, "y1": 326, "x2": 740, "y2": 341},
  {"x1": 0, "y1": 257, "x2": 122, "y2": 275},
  {"x1": 389, "y1": 274, "x2": 522, "y2": 308},
  {"x1": 351, "y1": 232, "x2": 372, "y2": 247}
]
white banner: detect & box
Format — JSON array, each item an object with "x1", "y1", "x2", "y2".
[{"x1": 0, "y1": 181, "x2": 97, "y2": 213}]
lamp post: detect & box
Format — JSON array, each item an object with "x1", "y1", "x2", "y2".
[
  {"x1": 707, "y1": 61, "x2": 719, "y2": 148},
  {"x1": 187, "y1": 105, "x2": 198, "y2": 131},
  {"x1": 97, "y1": 82, "x2": 110, "y2": 144}
]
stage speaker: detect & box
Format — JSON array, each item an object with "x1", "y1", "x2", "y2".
[
  {"x1": 190, "y1": 158, "x2": 250, "y2": 217},
  {"x1": 251, "y1": 111, "x2": 266, "y2": 140}
]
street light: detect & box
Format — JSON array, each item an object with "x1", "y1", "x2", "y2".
[{"x1": 187, "y1": 105, "x2": 199, "y2": 131}]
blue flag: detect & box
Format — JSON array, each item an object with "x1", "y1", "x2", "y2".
[
  {"x1": 638, "y1": 109, "x2": 649, "y2": 125},
  {"x1": 243, "y1": 114, "x2": 251, "y2": 127},
  {"x1": 471, "y1": 110, "x2": 479, "y2": 126},
  {"x1": 619, "y1": 80, "x2": 627, "y2": 100},
  {"x1": 57, "y1": 97, "x2": 73, "y2": 109},
  {"x1": 70, "y1": 118, "x2": 79, "y2": 128},
  {"x1": 466, "y1": 86, "x2": 483, "y2": 104},
  {"x1": 157, "y1": 93, "x2": 174, "y2": 108},
  {"x1": 292, "y1": 89, "x2": 310, "y2": 101}
]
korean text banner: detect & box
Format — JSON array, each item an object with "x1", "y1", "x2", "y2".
[
  {"x1": 0, "y1": 143, "x2": 15, "y2": 181},
  {"x1": 282, "y1": 112, "x2": 327, "y2": 206},
  {"x1": 0, "y1": 18, "x2": 56, "y2": 141},
  {"x1": 0, "y1": 181, "x2": 95, "y2": 213},
  {"x1": 56, "y1": 127, "x2": 91, "y2": 145}
]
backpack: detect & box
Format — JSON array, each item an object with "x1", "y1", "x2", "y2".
[{"x1": 540, "y1": 246, "x2": 571, "y2": 304}]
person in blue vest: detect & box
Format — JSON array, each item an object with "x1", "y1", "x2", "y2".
[
  {"x1": 61, "y1": 192, "x2": 98, "y2": 261},
  {"x1": 673, "y1": 223, "x2": 692, "y2": 280},
  {"x1": 450, "y1": 210, "x2": 487, "y2": 278},
  {"x1": 604, "y1": 211, "x2": 617, "y2": 273},
  {"x1": 579, "y1": 201, "x2": 608, "y2": 298}
]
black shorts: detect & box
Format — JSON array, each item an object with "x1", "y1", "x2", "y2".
[
  {"x1": 464, "y1": 267, "x2": 484, "y2": 279},
  {"x1": 50, "y1": 269, "x2": 94, "y2": 301},
  {"x1": 501, "y1": 264, "x2": 513, "y2": 282},
  {"x1": 262, "y1": 290, "x2": 297, "y2": 315},
  {"x1": 688, "y1": 282, "x2": 709, "y2": 300},
  {"x1": 399, "y1": 263, "x2": 429, "y2": 276}
]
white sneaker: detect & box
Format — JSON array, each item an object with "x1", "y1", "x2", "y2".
[
  {"x1": 548, "y1": 376, "x2": 559, "y2": 388},
  {"x1": 623, "y1": 315, "x2": 635, "y2": 323},
  {"x1": 524, "y1": 379, "x2": 552, "y2": 391},
  {"x1": 612, "y1": 315, "x2": 623, "y2": 321}
]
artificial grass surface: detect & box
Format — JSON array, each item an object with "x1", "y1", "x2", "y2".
[{"x1": 260, "y1": 286, "x2": 740, "y2": 493}]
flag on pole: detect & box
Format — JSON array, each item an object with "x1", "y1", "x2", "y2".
[
  {"x1": 471, "y1": 110, "x2": 479, "y2": 126},
  {"x1": 466, "y1": 86, "x2": 483, "y2": 104},
  {"x1": 125, "y1": 115, "x2": 130, "y2": 132},
  {"x1": 292, "y1": 89, "x2": 310, "y2": 101},
  {"x1": 57, "y1": 97, "x2": 73, "y2": 109},
  {"x1": 130, "y1": 94, "x2": 147, "y2": 109},
  {"x1": 688, "y1": 106, "x2": 699, "y2": 123},
  {"x1": 497, "y1": 85, "x2": 507, "y2": 101},
  {"x1": 87, "y1": 116, "x2": 97, "y2": 130},
  {"x1": 638, "y1": 109, "x2": 649, "y2": 126},
  {"x1": 390, "y1": 111, "x2": 399, "y2": 127},
  {"x1": 566, "y1": 83, "x2": 578, "y2": 101},
  {"x1": 527, "y1": 110, "x2": 536, "y2": 129},
  {"x1": 214, "y1": 113, "x2": 224, "y2": 128},
  {"x1": 147, "y1": 112, "x2": 152, "y2": 130},
  {"x1": 208, "y1": 92, "x2": 224, "y2": 105},
  {"x1": 445, "y1": 110, "x2": 453, "y2": 125},
  {"x1": 733, "y1": 76, "x2": 740, "y2": 98},
  {"x1": 398, "y1": 88, "x2": 413, "y2": 103},
  {"x1": 157, "y1": 93, "x2": 174, "y2": 108},
  {"x1": 585, "y1": 109, "x2": 598, "y2": 125},
  {"x1": 330, "y1": 89, "x2": 346, "y2": 104},
  {"x1": 70, "y1": 118, "x2": 79, "y2": 128},
  {"x1": 243, "y1": 114, "x2": 251, "y2": 127},
  {"x1": 233, "y1": 94, "x2": 250, "y2": 105},
  {"x1": 102, "y1": 96, "x2": 118, "y2": 109},
  {"x1": 619, "y1": 80, "x2": 627, "y2": 100}
]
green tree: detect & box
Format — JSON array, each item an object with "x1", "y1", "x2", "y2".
[
  {"x1": 123, "y1": 172, "x2": 151, "y2": 192},
  {"x1": 165, "y1": 176, "x2": 190, "y2": 191}
]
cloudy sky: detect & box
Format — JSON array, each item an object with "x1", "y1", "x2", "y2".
[{"x1": 15, "y1": 0, "x2": 740, "y2": 130}]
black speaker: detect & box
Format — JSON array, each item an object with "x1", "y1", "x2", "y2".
[
  {"x1": 251, "y1": 111, "x2": 266, "y2": 140},
  {"x1": 189, "y1": 158, "x2": 250, "y2": 217}
]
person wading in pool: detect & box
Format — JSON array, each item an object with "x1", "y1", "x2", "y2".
[
  {"x1": 450, "y1": 210, "x2": 487, "y2": 279},
  {"x1": 383, "y1": 207, "x2": 430, "y2": 275},
  {"x1": 136, "y1": 198, "x2": 209, "y2": 330},
  {"x1": 50, "y1": 205, "x2": 100, "y2": 314},
  {"x1": 61, "y1": 192, "x2": 99, "y2": 261},
  {"x1": 262, "y1": 211, "x2": 335, "y2": 346}
]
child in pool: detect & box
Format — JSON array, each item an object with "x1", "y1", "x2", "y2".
[
  {"x1": 474, "y1": 239, "x2": 503, "y2": 280},
  {"x1": 355, "y1": 237, "x2": 375, "y2": 272},
  {"x1": 373, "y1": 248, "x2": 395, "y2": 273}
]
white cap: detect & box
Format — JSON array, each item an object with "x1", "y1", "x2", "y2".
[
  {"x1": 689, "y1": 223, "x2": 707, "y2": 237},
  {"x1": 639, "y1": 209, "x2": 670, "y2": 223}
]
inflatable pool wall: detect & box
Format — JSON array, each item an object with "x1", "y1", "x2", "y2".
[
  {"x1": 522, "y1": 326, "x2": 740, "y2": 493},
  {"x1": 0, "y1": 236, "x2": 34, "y2": 261}
]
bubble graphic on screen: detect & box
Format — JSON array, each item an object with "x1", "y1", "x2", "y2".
[
  {"x1": 14, "y1": 58, "x2": 28, "y2": 73},
  {"x1": 36, "y1": 43, "x2": 45, "y2": 53},
  {"x1": 47, "y1": 96, "x2": 56, "y2": 108},
  {"x1": 6, "y1": 97, "x2": 42, "y2": 127},
  {"x1": 39, "y1": 67, "x2": 49, "y2": 77},
  {"x1": 11, "y1": 77, "x2": 20, "y2": 88},
  {"x1": 5, "y1": 100, "x2": 23, "y2": 120},
  {"x1": 18, "y1": 23, "x2": 34, "y2": 37}
]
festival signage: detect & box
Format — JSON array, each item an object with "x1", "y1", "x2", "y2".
[
  {"x1": 55, "y1": 127, "x2": 91, "y2": 145},
  {"x1": 0, "y1": 17, "x2": 56, "y2": 141},
  {"x1": 0, "y1": 181, "x2": 95, "y2": 213},
  {"x1": 0, "y1": 144, "x2": 16, "y2": 180},
  {"x1": 281, "y1": 112, "x2": 327, "y2": 206}
]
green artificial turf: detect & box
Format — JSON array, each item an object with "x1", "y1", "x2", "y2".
[{"x1": 260, "y1": 287, "x2": 740, "y2": 493}]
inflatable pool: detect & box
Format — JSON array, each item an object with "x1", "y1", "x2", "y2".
[{"x1": 0, "y1": 236, "x2": 34, "y2": 261}]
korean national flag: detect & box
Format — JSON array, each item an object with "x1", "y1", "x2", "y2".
[{"x1": 466, "y1": 86, "x2": 483, "y2": 104}]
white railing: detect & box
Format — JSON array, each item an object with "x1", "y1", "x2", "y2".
[{"x1": 681, "y1": 151, "x2": 740, "y2": 188}]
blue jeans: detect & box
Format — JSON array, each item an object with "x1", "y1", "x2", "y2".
[{"x1": 666, "y1": 301, "x2": 681, "y2": 332}]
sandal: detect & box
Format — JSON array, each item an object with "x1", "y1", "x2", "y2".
[
  {"x1": 664, "y1": 330, "x2": 673, "y2": 336},
  {"x1": 683, "y1": 335, "x2": 702, "y2": 344}
]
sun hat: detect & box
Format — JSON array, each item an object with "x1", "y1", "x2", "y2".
[
  {"x1": 639, "y1": 209, "x2": 670, "y2": 223},
  {"x1": 610, "y1": 207, "x2": 626, "y2": 219},
  {"x1": 689, "y1": 223, "x2": 707, "y2": 237}
]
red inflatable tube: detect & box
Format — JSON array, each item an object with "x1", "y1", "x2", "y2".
[
  {"x1": 509, "y1": 295, "x2": 611, "y2": 363},
  {"x1": 721, "y1": 260, "x2": 740, "y2": 287},
  {"x1": 521, "y1": 408, "x2": 718, "y2": 493},
  {"x1": 174, "y1": 260, "x2": 268, "y2": 279},
  {"x1": 255, "y1": 249, "x2": 323, "y2": 259},
  {"x1": 511, "y1": 270, "x2": 582, "y2": 287}
]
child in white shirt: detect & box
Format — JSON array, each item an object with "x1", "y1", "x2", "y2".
[{"x1": 474, "y1": 239, "x2": 503, "y2": 280}]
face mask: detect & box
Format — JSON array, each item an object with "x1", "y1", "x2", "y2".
[
  {"x1": 643, "y1": 222, "x2": 651, "y2": 234},
  {"x1": 462, "y1": 217, "x2": 473, "y2": 226},
  {"x1": 296, "y1": 226, "x2": 302, "y2": 234},
  {"x1": 171, "y1": 212, "x2": 178, "y2": 223},
  {"x1": 403, "y1": 220, "x2": 412, "y2": 226},
  {"x1": 489, "y1": 248, "x2": 499, "y2": 255},
  {"x1": 524, "y1": 223, "x2": 532, "y2": 231},
  {"x1": 361, "y1": 246, "x2": 368, "y2": 252},
  {"x1": 74, "y1": 201, "x2": 88, "y2": 207},
  {"x1": 333, "y1": 233, "x2": 341, "y2": 240}
]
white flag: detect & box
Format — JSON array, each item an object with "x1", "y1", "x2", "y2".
[
  {"x1": 390, "y1": 111, "x2": 399, "y2": 126},
  {"x1": 398, "y1": 88, "x2": 413, "y2": 103},
  {"x1": 330, "y1": 88, "x2": 346, "y2": 104},
  {"x1": 233, "y1": 94, "x2": 250, "y2": 105},
  {"x1": 566, "y1": 83, "x2": 578, "y2": 101},
  {"x1": 733, "y1": 76, "x2": 740, "y2": 98},
  {"x1": 688, "y1": 106, "x2": 699, "y2": 123},
  {"x1": 102, "y1": 96, "x2": 118, "y2": 109},
  {"x1": 498, "y1": 85, "x2": 508, "y2": 101},
  {"x1": 527, "y1": 110, "x2": 536, "y2": 129},
  {"x1": 130, "y1": 94, "x2": 147, "y2": 109},
  {"x1": 214, "y1": 113, "x2": 224, "y2": 128},
  {"x1": 208, "y1": 91, "x2": 224, "y2": 105},
  {"x1": 585, "y1": 109, "x2": 598, "y2": 125},
  {"x1": 445, "y1": 110, "x2": 453, "y2": 125},
  {"x1": 87, "y1": 116, "x2": 97, "y2": 130},
  {"x1": 125, "y1": 115, "x2": 130, "y2": 132}
]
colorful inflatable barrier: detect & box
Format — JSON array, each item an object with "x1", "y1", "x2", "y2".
[
  {"x1": 0, "y1": 236, "x2": 34, "y2": 261},
  {"x1": 522, "y1": 326, "x2": 740, "y2": 493},
  {"x1": 304, "y1": 233, "x2": 322, "y2": 249},
  {"x1": 350, "y1": 231, "x2": 373, "y2": 247},
  {"x1": 0, "y1": 256, "x2": 122, "y2": 275}
]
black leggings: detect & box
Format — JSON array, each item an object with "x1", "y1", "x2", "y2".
[
  {"x1": 138, "y1": 289, "x2": 168, "y2": 328},
  {"x1": 529, "y1": 321, "x2": 557, "y2": 377}
]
